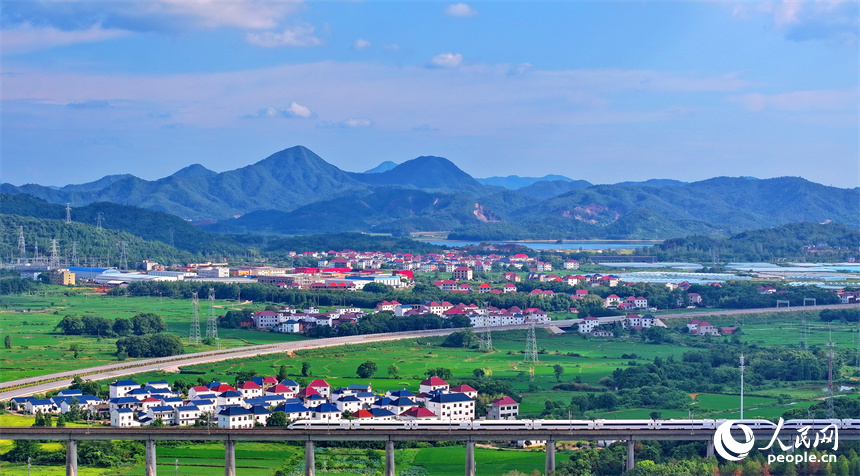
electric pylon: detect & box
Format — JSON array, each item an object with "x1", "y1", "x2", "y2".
[
  {"x1": 524, "y1": 321, "x2": 538, "y2": 363},
  {"x1": 65, "y1": 204, "x2": 71, "y2": 224},
  {"x1": 50, "y1": 239, "x2": 60, "y2": 269},
  {"x1": 71, "y1": 242, "x2": 79, "y2": 266},
  {"x1": 206, "y1": 288, "x2": 218, "y2": 340},
  {"x1": 17, "y1": 226, "x2": 26, "y2": 262},
  {"x1": 118, "y1": 241, "x2": 128, "y2": 270},
  {"x1": 190, "y1": 292, "x2": 201, "y2": 344}
]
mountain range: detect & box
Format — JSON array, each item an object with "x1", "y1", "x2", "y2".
[{"x1": 3, "y1": 145, "x2": 858, "y2": 239}]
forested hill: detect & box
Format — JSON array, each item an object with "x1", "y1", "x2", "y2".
[
  {"x1": 0, "y1": 214, "x2": 197, "y2": 266},
  {"x1": 637, "y1": 222, "x2": 860, "y2": 262},
  {"x1": 2, "y1": 144, "x2": 857, "y2": 240},
  {"x1": 0, "y1": 194, "x2": 244, "y2": 256}
]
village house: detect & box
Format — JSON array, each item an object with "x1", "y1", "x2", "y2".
[{"x1": 487, "y1": 396, "x2": 519, "y2": 420}]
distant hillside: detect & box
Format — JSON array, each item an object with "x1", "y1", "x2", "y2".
[
  {"x1": 0, "y1": 214, "x2": 195, "y2": 266},
  {"x1": 261, "y1": 232, "x2": 447, "y2": 255},
  {"x1": 203, "y1": 187, "x2": 508, "y2": 236},
  {"x1": 0, "y1": 193, "x2": 244, "y2": 255},
  {"x1": 364, "y1": 161, "x2": 398, "y2": 174},
  {"x1": 477, "y1": 174, "x2": 583, "y2": 189},
  {"x1": 3, "y1": 145, "x2": 857, "y2": 241},
  {"x1": 1, "y1": 146, "x2": 368, "y2": 219},
  {"x1": 349, "y1": 156, "x2": 485, "y2": 195},
  {"x1": 614, "y1": 179, "x2": 687, "y2": 188},
  {"x1": 640, "y1": 222, "x2": 860, "y2": 262},
  {"x1": 516, "y1": 179, "x2": 592, "y2": 199}
]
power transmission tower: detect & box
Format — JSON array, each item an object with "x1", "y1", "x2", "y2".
[
  {"x1": 206, "y1": 288, "x2": 218, "y2": 340},
  {"x1": 118, "y1": 241, "x2": 128, "y2": 270},
  {"x1": 168, "y1": 228, "x2": 175, "y2": 248},
  {"x1": 17, "y1": 226, "x2": 26, "y2": 262},
  {"x1": 800, "y1": 312, "x2": 808, "y2": 350},
  {"x1": 65, "y1": 204, "x2": 71, "y2": 224},
  {"x1": 50, "y1": 239, "x2": 60, "y2": 269},
  {"x1": 95, "y1": 212, "x2": 104, "y2": 230},
  {"x1": 856, "y1": 318, "x2": 860, "y2": 370},
  {"x1": 71, "y1": 242, "x2": 79, "y2": 266},
  {"x1": 478, "y1": 302, "x2": 493, "y2": 352},
  {"x1": 524, "y1": 321, "x2": 538, "y2": 363},
  {"x1": 190, "y1": 292, "x2": 201, "y2": 344},
  {"x1": 826, "y1": 327, "x2": 835, "y2": 419}
]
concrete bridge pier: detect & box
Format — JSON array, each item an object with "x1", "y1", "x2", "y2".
[
  {"x1": 305, "y1": 441, "x2": 315, "y2": 476},
  {"x1": 626, "y1": 439, "x2": 635, "y2": 472},
  {"x1": 465, "y1": 441, "x2": 476, "y2": 476},
  {"x1": 385, "y1": 440, "x2": 395, "y2": 476},
  {"x1": 145, "y1": 439, "x2": 157, "y2": 476},
  {"x1": 225, "y1": 438, "x2": 236, "y2": 476},
  {"x1": 546, "y1": 440, "x2": 556, "y2": 475},
  {"x1": 66, "y1": 439, "x2": 77, "y2": 476},
  {"x1": 706, "y1": 440, "x2": 714, "y2": 458}
]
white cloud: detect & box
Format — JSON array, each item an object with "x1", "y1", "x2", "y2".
[
  {"x1": 1, "y1": 0, "x2": 301, "y2": 33},
  {"x1": 732, "y1": 89, "x2": 858, "y2": 112},
  {"x1": 246, "y1": 24, "x2": 323, "y2": 47},
  {"x1": 731, "y1": 0, "x2": 858, "y2": 44},
  {"x1": 446, "y1": 3, "x2": 477, "y2": 17},
  {"x1": 343, "y1": 118, "x2": 373, "y2": 128},
  {"x1": 247, "y1": 102, "x2": 315, "y2": 118},
  {"x1": 430, "y1": 52, "x2": 463, "y2": 69},
  {"x1": 1, "y1": 24, "x2": 129, "y2": 55},
  {"x1": 353, "y1": 38, "x2": 371, "y2": 51}
]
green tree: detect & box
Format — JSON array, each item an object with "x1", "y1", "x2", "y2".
[
  {"x1": 357, "y1": 361, "x2": 378, "y2": 379},
  {"x1": 56, "y1": 414, "x2": 66, "y2": 427},
  {"x1": 441, "y1": 329, "x2": 477, "y2": 348},
  {"x1": 387, "y1": 364, "x2": 399, "y2": 379},
  {"x1": 553, "y1": 364, "x2": 565, "y2": 382},
  {"x1": 69, "y1": 342, "x2": 83, "y2": 359},
  {"x1": 425, "y1": 367, "x2": 453, "y2": 380},
  {"x1": 152, "y1": 417, "x2": 165, "y2": 428},
  {"x1": 277, "y1": 365, "x2": 289, "y2": 381},
  {"x1": 131, "y1": 313, "x2": 167, "y2": 335},
  {"x1": 267, "y1": 411, "x2": 288, "y2": 427},
  {"x1": 112, "y1": 318, "x2": 132, "y2": 336},
  {"x1": 2, "y1": 440, "x2": 41, "y2": 463},
  {"x1": 362, "y1": 282, "x2": 393, "y2": 294},
  {"x1": 473, "y1": 368, "x2": 486, "y2": 379},
  {"x1": 3, "y1": 335, "x2": 10, "y2": 349},
  {"x1": 301, "y1": 362, "x2": 311, "y2": 377}
]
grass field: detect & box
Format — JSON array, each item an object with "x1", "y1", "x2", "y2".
[{"x1": 0, "y1": 289, "x2": 308, "y2": 382}]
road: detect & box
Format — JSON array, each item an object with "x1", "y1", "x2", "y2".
[{"x1": 1, "y1": 303, "x2": 856, "y2": 400}]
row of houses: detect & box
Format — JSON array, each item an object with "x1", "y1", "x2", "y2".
[{"x1": 15, "y1": 376, "x2": 521, "y2": 429}]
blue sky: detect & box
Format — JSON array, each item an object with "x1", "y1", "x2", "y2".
[{"x1": 2, "y1": 1, "x2": 858, "y2": 188}]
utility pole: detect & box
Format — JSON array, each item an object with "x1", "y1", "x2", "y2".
[
  {"x1": 826, "y1": 327, "x2": 835, "y2": 419},
  {"x1": 65, "y1": 203, "x2": 72, "y2": 224}
]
